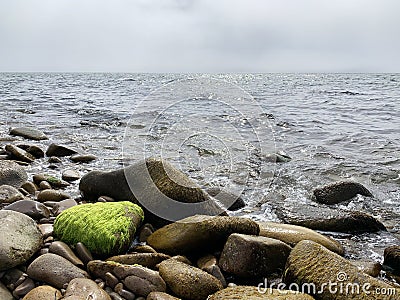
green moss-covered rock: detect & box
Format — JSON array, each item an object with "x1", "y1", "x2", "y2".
[{"x1": 54, "y1": 201, "x2": 144, "y2": 257}]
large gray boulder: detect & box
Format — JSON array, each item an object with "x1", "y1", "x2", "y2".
[
  {"x1": 0, "y1": 160, "x2": 28, "y2": 187},
  {"x1": 79, "y1": 158, "x2": 226, "y2": 226},
  {"x1": 0, "y1": 210, "x2": 43, "y2": 271},
  {"x1": 9, "y1": 127, "x2": 48, "y2": 141},
  {"x1": 283, "y1": 240, "x2": 399, "y2": 300},
  {"x1": 147, "y1": 215, "x2": 259, "y2": 255}
]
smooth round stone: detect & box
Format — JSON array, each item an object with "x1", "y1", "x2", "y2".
[
  {"x1": 106, "y1": 253, "x2": 170, "y2": 269},
  {"x1": 38, "y1": 224, "x2": 54, "y2": 238},
  {"x1": 9, "y1": 127, "x2": 48, "y2": 141},
  {"x1": 75, "y1": 242, "x2": 93, "y2": 265},
  {"x1": 39, "y1": 181, "x2": 52, "y2": 190},
  {"x1": 33, "y1": 174, "x2": 69, "y2": 188},
  {"x1": 5, "y1": 144, "x2": 35, "y2": 163},
  {"x1": 0, "y1": 184, "x2": 24, "y2": 204},
  {"x1": 13, "y1": 277, "x2": 35, "y2": 298},
  {"x1": 27, "y1": 253, "x2": 89, "y2": 289},
  {"x1": 4, "y1": 199, "x2": 50, "y2": 219},
  {"x1": 0, "y1": 210, "x2": 43, "y2": 271},
  {"x1": 22, "y1": 285, "x2": 62, "y2": 300},
  {"x1": 20, "y1": 182, "x2": 37, "y2": 195},
  {"x1": 138, "y1": 223, "x2": 154, "y2": 243},
  {"x1": 64, "y1": 278, "x2": 111, "y2": 300},
  {"x1": 37, "y1": 189, "x2": 70, "y2": 202},
  {"x1": 0, "y1": 160, "x2": 28, "y2": 187},
  {"x1": 62, "y1": 169, "x2": 81, "y2": 182},
  {"x1": 70, "y1": 154, "x2": 96, "y2": 163},
  {"x1": 105, "y1": 272, "x2": 119, "y2": 289}
]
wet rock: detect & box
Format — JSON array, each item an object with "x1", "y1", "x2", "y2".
[
  {"x1": 13, "y1": 277, "x2": 35, "y2": 298},
  {"x1": 37, "y1": 189, "x2": 70, "y2": 202},
  {"x1": 289, "y1": 211, "x2": 386, "y2": 233},
  {"x1": 4, "y1": 199, "x2": 50, "y2": 219},
  {"x1": 0, "y1": 160, "x2": 28, "y2": 187},
  {"x1": 33, "y1": 173, "x2": 69, "y2": 188},
  {"x1": 139, "y1": 223, "x2": 155, "y2": 243},
  {"x1": 106, "y1": 253, "x2": 170, "y2": 269},
  {"x1": 283, "y1": 240, "x2": 399, "y2": 300},
  {"x1": 70, "y1": 153, "x2": 96, "y2": 163},
  {"x1": 105, "y1": 272, "x2": 119, "y2": 289},
  {"x1": 62, "y1": 169, "x2": 81, "y2": 182},
  {"x1": 75, "y1": 242, "x2": 93, "y2": 265},
  {"x1": 0, "y1": 184, "x2": 24, "y2": 203},
  {"x1": 147, "y1": 215, "x2": 259, "y2": 255},
  {"x1": 39, "y1": 181, "x2": 52, "y2": 190},
  {"x1": 9, "y1": 127, "x2": 48, "y2": 141},
  {"x1": 1, "y1": 267, "x2": 24, "y2": 287},
  {"x1": 20, "y1": 181, "x2": 38, "y2": 195},
  {"x1": 133, "y1": 245, "x2": 158, "y2": 254},
  {"x1": 384, "y1": 245, "x2": 400, "y2": 275},
  {"x1": 202, "y1": 265, "x2": 227, "y2": 287},
  {"x1": 87, "y1": 260, "x2": 121, "y2": 280},
  {"x1": 17, "y1": 144, "x2": 45, "y2": 158},
  {"x1": 49, "y1": 241, "x2": 84, "y2": 267},
  {"x1": 257, "y1": 221, "x2": 344, "y2": 255},
  {"x1": 65, "y1": 278, "x2": 111, "y2": 300},
  {"x1": 197, "y1": 254, "x2": 217, "y2": 269},
  {"x1": 54, "y1": 201, "x2": 144, "y2": 256},
  {"x1": 46, "y1": 144, "x2": 78, "y2": 157},
  {"x1": 52, "y1": 198, "x2": 78, "y2": 216},
  {"x1": 209, "y1": 286, "x2": 314, "y2": 300},
  {"x1": 113, "y1": 265, "x2": 166, "y2": 297},
  {"x1": 351, "y1": 259, "x2": 382, "y2": 277},
  {"x1": 205, "y1": 187, "x2": 246, "y2": 211},
  {"x1": 262, "y1": 152, "x2": 292, "y2": 163},
  {"x1": 22, "y1": 285, "x2": 62, "y2": 300},
  {"x1": 48, "y1": 156, "x2": 62, "y2": 163},
  {"x1": 38, "y1": 223, "x2": 53, "y2": 239},
  {"x1": 5, "y1": 144, "x2": 35, "y2": 163},
  {"x1": 79, "y1": 158, "x2": 226, "y2": 227},
  {"x1": 147, "y1": 292, "x2": 181, "y2": 300},
  {"x1": 159, "y1": 259, "x2": 223, "y2": 300},
  {"x1": 27, "y1": 253, "x2": 89, "y2": 289},
  {"x1": 314, "y1": 180, "x2": 373, "y2": 205},
  {"x1": 0, "y1": 210, "x2": 43, "y2": 271},
  {"x1": 0, "y1": 282, "x2": 14, "y2": 300},
  {"x1": 219, "y1": 234, "x2": 291, "y2": 278}
]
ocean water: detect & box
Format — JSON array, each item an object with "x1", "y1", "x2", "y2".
[{"x1": 0, "y1": 73, "x2": 399, "y2": 261}]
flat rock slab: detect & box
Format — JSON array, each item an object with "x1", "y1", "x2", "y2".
[
  {"x1": 9, "y1": 127, "x2": 48, "y2": 141},
  {"x1": 257, "y1": 221, "x2": 344, "y2": 255},
  {"x1": 147, "y1": 215, "x2": 259, "y2": 255}
]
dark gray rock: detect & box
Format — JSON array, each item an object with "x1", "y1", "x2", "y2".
[
  {"x1": 383, "y1": 245, "x2": 400, "y2": 275},
  {"x1": 49, "y1": 241, "x2": 84, "y2": 267},
  {"x1": 46, "y1": 143, "x2": 78, "y2": 157},
  {"x1": 9, "y1": 127, "x2": 48, "y2": 141},
  {"x1": 205, "y1": 187, "x2": 246, "y2": 211},
  {"x1": 289, "y1": 211, "x2": 386, "y2": 233},
  {"x1": 106, "y1": 253, "x2": 170, "y2": 269},
  {"x1": 4, "y1": 199, "x2": 50, "y2": 219},
  {"x1": 27, "y1": 253, "x2": 89, "y2": 289},
  {"x1": 0, "y1": 210, "x2": 43, "y2": 271},
  {"x1": 79, "y1": 158, "x2": 227, "y2": 227},
  {"x1": 17, "y1": 144, "x2": 45, "y2": 158},
  {"x1": 314, "y1": 180, "x2": 373, "y2": 205}
]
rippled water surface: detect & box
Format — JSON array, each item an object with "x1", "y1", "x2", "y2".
[{"x1": 0, "y1": 73, "x2": 399, "y2": 261}]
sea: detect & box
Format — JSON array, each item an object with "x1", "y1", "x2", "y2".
[{"x1": 0, "y1": 73, "x2": 399, "y2": 263}]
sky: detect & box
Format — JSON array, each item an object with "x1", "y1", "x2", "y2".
[{"x1": 0, "y1": 0, "x2": 399, "y2": 72}]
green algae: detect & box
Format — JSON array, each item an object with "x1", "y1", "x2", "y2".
[{"x1": 54, "y1": 201, "x2": 144, "y2": 256}]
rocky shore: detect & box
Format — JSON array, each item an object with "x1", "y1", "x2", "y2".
[{"x1": 1, "y1": 126, "x2": 400, "y2": 299}]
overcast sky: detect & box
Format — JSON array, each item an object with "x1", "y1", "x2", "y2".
[{"x1": 0, "y1": 0, "x2": 399, "y2": 72}]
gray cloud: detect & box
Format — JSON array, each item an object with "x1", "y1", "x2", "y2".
[{"x1": 0, "y1": 0, "x2": 399, "y2": 72}]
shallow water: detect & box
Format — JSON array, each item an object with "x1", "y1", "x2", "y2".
[{"x1": 0, "y1": 73, "x2": 399, "y2": 262}]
